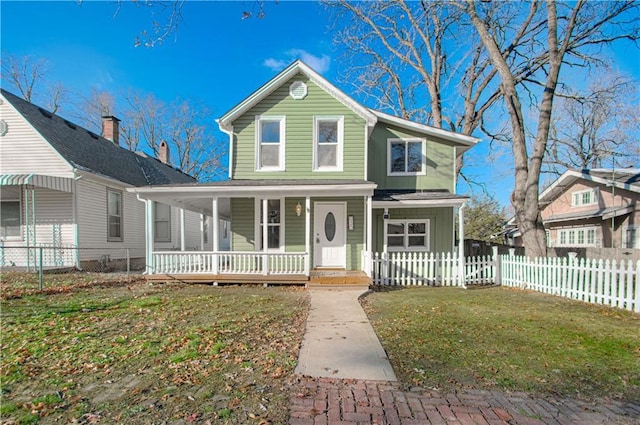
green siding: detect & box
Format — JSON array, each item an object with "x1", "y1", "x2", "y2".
[
  {"x1": 232, "y1": 74, "x2": 366, "y2": 180},
  {"x1": 368, "y1": 123, "x2": 456, "y2": 191},
  {"x1": 372, "y1": 207, "x2": 454, "y2": 253},
  {"x1": 230, "y1": 198, "x2": 256, "y2": 251}
]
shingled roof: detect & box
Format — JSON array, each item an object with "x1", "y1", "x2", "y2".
[{"x1": 1, "y1": 89, "x2": 196, "y2": 187}]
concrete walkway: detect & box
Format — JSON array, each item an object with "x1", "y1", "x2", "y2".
[
  {"x1": 291, "y1": 288, "x2": 640, "y2": 424},
  {"x1": 295, "y1": 287, "x2": 397, "y2": 381}
]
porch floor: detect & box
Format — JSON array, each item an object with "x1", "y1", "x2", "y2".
[{"x1": 145, "y1": 270, "x2": 371, "y2": 286}]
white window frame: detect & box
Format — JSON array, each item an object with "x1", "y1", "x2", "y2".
[
  {"x1": 557, "y1": 226, "x2": 599, "y2": 247},
  {"x1": 571, "y1": 188, "x2": 598, "y2": 207},
  {"x1": 255, "y1": 115, "x2": 286, "y2": 172},
  {"x1": 384, "y1": 219, "x2": 430, "y2": 252},
  {"x1": 107, "y1": 189, "x2": 123, "y2": 242},
  {"x1": 387, "y1": 138, "x2": 426, "y2": 176},
  {"x1": 154, "y1": 202, "x2": 171, "y2": 242},
  {"x1": 313, "y1": 116, "x2": 344, "y2": 172},
  {"x1": 0, "y1": 187, "x2": 22, "y2": 240},
  {"x1": 255, "y1": 198, "x2": 285, "y2": 252}
]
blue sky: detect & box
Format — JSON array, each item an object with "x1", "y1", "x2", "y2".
[{"x1": 2, "y1": 1, "x2": 639, "y2": 208}]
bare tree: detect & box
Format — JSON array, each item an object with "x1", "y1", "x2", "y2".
[
  {"x1": 544, "y1": 72, "x2": 639, "y2": 174},
  {"x1": 464, "y1": 0, "x2": 639, "y2": 257},
  {"x1": 1, "y1": 53, "x2": 67, "y2": 113}
]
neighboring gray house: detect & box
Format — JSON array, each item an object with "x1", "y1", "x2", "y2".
[{"x1": 0, "y1": 89, "x2": 226, "y2": 270}]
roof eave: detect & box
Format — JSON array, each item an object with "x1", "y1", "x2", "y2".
[{"x1": 218, "y1": 60, "x2": 377, "y2": 129}]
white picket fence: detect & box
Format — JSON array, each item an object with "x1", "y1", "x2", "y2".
[
  {"x1": 370, "y1": 251, "x2": 639, "y2": 313},
  {"x1": 370, "y1": 252, "x2": 495, "y2": 286},
  {"x1": 501, "y1": 255, "x2": 640, "y2": 313}
]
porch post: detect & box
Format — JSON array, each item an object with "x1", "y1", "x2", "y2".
[
  {"x1": 365, "y1": 195, "x2": 373, "y2": 276},
  {"x1": 262, "y1": 198, "x2": 269, "y2": 275},
  {"x1": 200, "y1": 215, "x2": 205, "y2": 250},
  {"x1": 212, "y1": 197, "x2": 219, "y2": 274},
  {"x1": 180, "y1": 208, "x2": 186, "y2": 251},
  {"x1": 458, "y1": 204, "x2": 466, "y2": 288},
  {"x1": 305, "y1": 196, "x2": 311, "y2": 275},
  {"x1": 145, "y1": 200, "x2": 155, "y2": 274}
]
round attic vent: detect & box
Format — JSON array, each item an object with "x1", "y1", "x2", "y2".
[
  {"x1": 0, "y1": 120, "x2": 7, "y2": 137},
  {"x1": 289, "y1": 81, "x2": 308, "y2": 100}
]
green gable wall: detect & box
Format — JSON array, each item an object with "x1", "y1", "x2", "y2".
[
  {"x1": 372, "y1": 207, "x2": 454, "y2": 253},
  {"x1": 368, "y1": 123, "x2": 456, "y2": 191},
  {"x1": 231, "y1": 74, "x2": 367, "y2": 180}
]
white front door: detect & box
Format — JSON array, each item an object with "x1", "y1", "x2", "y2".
[{"x1": 314, "y1": 202, "x2": 347, "y2": 268}]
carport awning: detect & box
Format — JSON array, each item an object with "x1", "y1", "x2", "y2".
[{"x1": 0, "y1": 174, "x2": 74, "y2": 192}]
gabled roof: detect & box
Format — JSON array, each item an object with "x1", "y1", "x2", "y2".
[
  {"x1": 218, "y1": 60, "x2": 377, "y2": 130},
  {"x1": 1, "y1": 89, "x2": 195, "y2": 187},
  {"x1": 539, "y1": 168, "x2": 640, "y2": 206},
  {"x1": 217, "y1": 60, "x2": 480, "y2": 150}
]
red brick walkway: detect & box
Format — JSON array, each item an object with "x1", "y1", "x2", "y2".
[{"x1": 289, "y1": 377, "x2": 640, "y2": 425}]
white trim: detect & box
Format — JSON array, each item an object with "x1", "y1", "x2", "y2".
[
  {"x1": 219, "y1": 61, "x2": 377, "y2": 130},
  {"x1": 384, "y1": 219, "x2": 431, "y2": 252},
  {"x1": 255, "y1": 197, "x2": 285, "y2": 252},
  {"x1": 571, "y1": 188, "x2": 598, "y2": 207},
  {"x1": 216, "y1": 122, "x2": 234, "y2": 179},
  {"x1": 312, "y1": 115, "x2": 344, "y2": 172},
  {"x1": 289, "y1": 81, "x2": 308, "y2": 100},
  {"x1": 372, "y1": 109, "x2": 480, "y2": 150},
  {"x1": 373, "y1": 198, "x2": 467, "y2": 208},
  {"x1": 387, "y1": 138, "x2": 426, "y2": 176},
  {"x1": 556, "y1": 226, "x2": 599, "y2": 247},
  {"x1": 255, "y1": 115, "x2": 286, "y2": 172}
]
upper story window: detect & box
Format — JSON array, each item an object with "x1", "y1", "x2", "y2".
[
  {"x1": 154, "y1": 202, "x2": 171, "y2": 242},
  {"x1": 387, "y1": 138, "x2": 426, "y2": 176},
  {"x1": 313, "y1": 116, "x2": 343, "y2": 171},
  {"x1": 0, "y1": 186, "x2": 21, "y2": 239},
  {"x1": 385, "y1": 219, "x2": 430, "y2": 251},
  {"x1": 256, "y1": 116, "x2": 285, "y2": 171},
  {"x1": 571, "y1": 188, "x2": 598, "y2": 207},
  {"x1": 107, "y1": 189, "x2": 123, "y2": 241}
]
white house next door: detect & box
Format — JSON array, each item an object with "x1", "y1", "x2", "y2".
[{"x1": 314, "y1": 202, "x2": 346, "y2": 268}]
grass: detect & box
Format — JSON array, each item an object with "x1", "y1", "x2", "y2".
[
  {"x1": 1, "y1": 280, "x2": 309, "y2": 424},
  {"x1": 362, "y1": 286, "x2": 640, "y2": 402}
]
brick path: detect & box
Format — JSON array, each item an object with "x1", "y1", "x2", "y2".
[{"x1": 289, "y1": 377, "x2": 640, "y2": 425}]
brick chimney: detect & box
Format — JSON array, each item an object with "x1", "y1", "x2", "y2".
[
  {"x1": 101, "y1": 115, "x2": 120, "y2": 146},
  {"x1": 158, "y1": 140, "x2": 170, "y2": 164}
]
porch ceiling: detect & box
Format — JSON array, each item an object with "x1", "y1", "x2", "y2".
[
  {"x1": 128, "y1": 179, "x2": 377, "y2": 216},
  {"x1": 372, "y1": 190, "x2": 468, "y2": 208}
]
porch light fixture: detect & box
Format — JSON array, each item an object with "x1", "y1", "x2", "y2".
[{"x1": 295, "y1": 202, "x2": 302, "y2": 217}]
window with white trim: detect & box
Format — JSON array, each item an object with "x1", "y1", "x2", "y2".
[
  {"x1": 259, "y1": 199, "x2": 283, "y2": 250},
  {"x1": 557, "y1": 227, "x2": 598, "y2": 247},
  {"x1": 313, "y1": 116, "x2": 343, "y2": 171},
  {"x1": 256, "y1": 116, "x2": 285, "y2": 171},
  {"x1": 623, "y1": 225, "x2": 639, "y2": 249},
  {"x1": 387, "y1": 138, "x2": 425, "y2": 176},
  {"x1": 107, "y1": 189, "x2": 123, "y2": 241},
  {"x1": 0, "y1": 186, "x2": 21, "y2": 239},
  {"x1": 571, "y1": 188, "x2": 598, "y2": 207},
  {"x1": 385, "y1": 220, "x2": 430, "y2": 251},
  {"x1": 154, "y1": 202, "x2": 171, "y2": 242}
]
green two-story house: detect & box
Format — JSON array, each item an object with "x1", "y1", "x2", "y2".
[{"x1": 130, "y1": 61, "x2": 478, "y2": 283}]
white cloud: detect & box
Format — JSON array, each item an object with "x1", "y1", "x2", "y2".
[{"x1": 263, "y1": 49, "x2": 331, "y2": 73}]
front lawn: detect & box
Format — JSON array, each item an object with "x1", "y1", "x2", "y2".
[
  {"x1": 362, "y1": 286, "x2": 640, "y2": 402},
  {"x1": 1, "y1": 281, "x2": 309, "y2": 424}
]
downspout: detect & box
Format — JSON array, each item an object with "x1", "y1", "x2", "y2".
[
  {"x1": 72, "y1": 172, "x2": 82, "y2": 268},
  {"x1": 218, "y1": 122, "x2": 234, "y2": 180}
]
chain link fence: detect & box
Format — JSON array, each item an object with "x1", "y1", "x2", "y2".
[{"x1": 0, "y1": 246, "x2": 146, "y2": 293}]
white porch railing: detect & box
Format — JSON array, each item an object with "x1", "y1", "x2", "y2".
[{"x1": 152, "y1": 251, "x2": 308, "y2": 276}]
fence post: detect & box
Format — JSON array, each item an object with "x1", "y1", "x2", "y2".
[
  {"x1": 38, "y1": 247, "x2": 44, "y2": 291},
  {"x1": 126, "y1": 248, "x2": 130, "y2": 281},
  {"x1": 492, "y1": 246, "x2": 501, "y2": 286}
]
